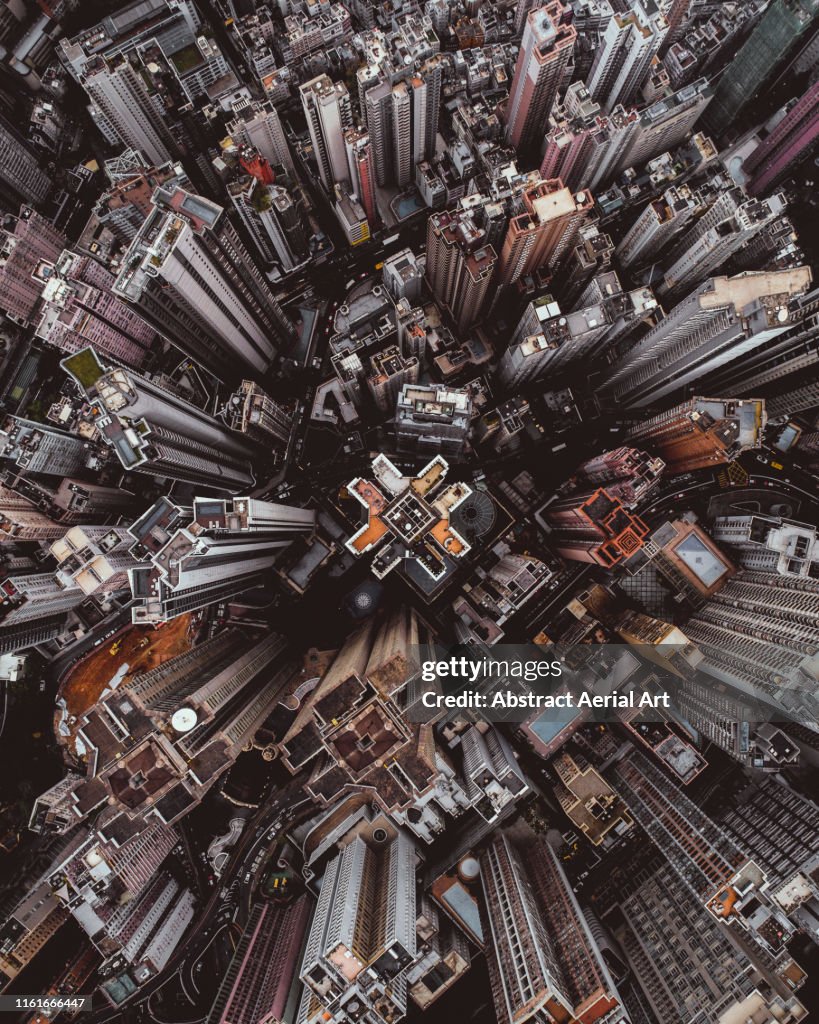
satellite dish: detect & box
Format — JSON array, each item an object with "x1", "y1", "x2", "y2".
[{"x1": 171, "y1": 707, "x2": 198, "y2": 733}]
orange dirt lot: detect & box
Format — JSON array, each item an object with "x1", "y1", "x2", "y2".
[{"x1": 60, "y1": 614, "x2": 193, "y2": 720}]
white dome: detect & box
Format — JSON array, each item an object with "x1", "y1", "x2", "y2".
[
  {"x1": 458, "y1": 856, "x2": 480, "y2": 881},
  {"x1": 171, "y1": 707, "x2": 198, "y2": 733}
]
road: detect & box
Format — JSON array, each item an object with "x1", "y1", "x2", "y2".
[
  {"x1": 84, "y1": 774, "x2": 313, "y2": 1024},
  {"x1": 48, "y1": 605, "x2": 135, "y2": 686}
]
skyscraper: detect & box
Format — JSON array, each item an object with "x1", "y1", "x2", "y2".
[
  {"x1": 3, "y1": 476, "x2": 136, "y2": 525},
  {"x1": 480, "y1": 828, "x2": 626, "y2": 1024},
  {"x1": 383, "y1": 249, "x2": 424, "y2": 303},
  {"x1": 617, "y1": 78, "x2": 712, "y2": 169},
  {"x1": 58, "y1": 0, "x2": 201, "y2": 82},
  {"x1": 227, "y1": 176, "x2": 309, "y2": 272},
  {"x1": 744, "y1": 81, "x2": 819, "y2": 196},
  {"x1": 299, "y1": 827, "x2": 417, "y2": 1024},
  {"x1": 616, "y1": 857, "x2": 769, "y2": 1024},
  {"x1": 0, "y1": 607, "x2": 69, "y2": 656},
  {"x1": 625, "y1": 397, "x2": 767, "y2": 473},
  {"x1": 368, "y1": 346, "x2": 420, "y2": 413},
  {"x1": 614, "y1": 517, "x2": 735, "y2": 616},
  {"x1": 127, "y1": 496, "x2": 315, "y2": 623},
  {"x1": 360, "y1": 62, "x2": 441, "y2": 189},
  {"x1": 720, "y1": 778, "x2": 819, "y2": 889},
  {"x1": 51, "y1": 526, "x2": 143, "y2": 599},
  {"x1": 0, "y1": 113, "x2": 51, "y2": 209},
  {"x1": 703, "y1": 0, "x2": 819, "y2": 133},
  {"x1": 0, "y1": 488, "x2": 66, "y2": 541},
  {"x1": 0, "y1": 206, "x2": 65, "y2": 325},
  {"x1": 91, "y1": 153, "x2": 189, "y2": 249},
  {"x1": 540, "y1": 80, "x2": 711, "y2": 194},
  {"x1": 552, "y1": 751, "x2": 634, "y2": 845},
  {"x1": 612, "y1": 746, "x2": 805, "y2": 994},
  {"x1": 598, "y1": 268, "x2": 812, "y2": 408},
  {"x1": 35, "y1": 250, "x2": 157, "y2": 368},
  {"x1": 615, "y1": 184, "x2": 700, "y2": 269},
  {"x1": 333, "y1": 184, "x2": 370, "y2": 246},
  {"x1": 683, "y1": 571, "x2": 819, "y2": 728},
  {"x1": 586, "y1": 1, "x2": 667, "y2": 111},
  {"x1": 82, "y1": 57, "x2": 176, "y2": 166},
  {"x1": 364, "y1": 80, "x2": 395, "y2": 186},
  {"x1": 276, "y1": 606, "x2": 490, "y2": 832},
  {"x1": 225, "y1": 97, "x2": 294, "y2": 174},
  {"x1": 543, "y1": 488, "x2": 650, "y2": 567},
  {"x1": 540, "y1": 119, "x2": 597, "y2": 193},
  {"x1": 394, "y1": 383, "x2": 472, "y2": 458},
  {"x1": 612, "y1": 749, "x2": 746, "y2": 902},
  {"x1": 225, "y1": 379, "x2": 294, "y2": 454},
  {"x1": 393, "y1": 79, "x2": 418, "y2": 188},
  {"x1": 113, "y1": 185, "x2": 295, "y2": 382},
  {"x1": 45, "y1": 822, "x2": 187, "y2": 950},
  {"x1": 711, "y1": 514, "x2": 818, "y2": 576},
  {"x1": 570, "y1": 447, "x2": 665, "y2": 508},
  {"x1": 505, "y1": 2, "x2": 577, "y2": 151},
  {"x1": 0, "y1": 876, "x2": 69, "y2": 989},
  {"x1": 495, "y1": 180, "x2": 594, "y2": 293},
  {"x1": 552, "y1": 220, "x2": 614, "y2": 305},
  {"x1": 31, "y1": 630, "x2": 295, "y2": 834},
  {"x1": 62, "y1": 348, "x2": 260, "y2": 491},
  {"x1": 300, "y1": 74, "x2": 353, "y2": 189},
  {"x1": 705, "y1": 286, "x2": 819, "y2": 402},
  {"x1": 345, "y1": 127, "x2": 378, "y2": 226},
  {"x1": 426, "y1": 209, "x2": 497, "y2": 331},
  {"x1": 0, "y1": 415, "x2": 93, "y2": 477},
  {"x1": 675, "y1": 673, "x2": 800, "y2": 771},
  {"x1": 659, "y1": 192, "x2": 789, "y2": 298},
  {"x1": 0, "y1": 572, "x2": 84, "y2": 633},
  {"x1": 207, "y1": 898, "x2": 312, "y2": 1024},
  {"x1": 496, "y1": 334, "x2": 551, "y2": 390}
]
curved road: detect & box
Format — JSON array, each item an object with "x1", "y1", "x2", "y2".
[{"x1": 85, "y1": 774, "x2": 311, "y2": 1024}]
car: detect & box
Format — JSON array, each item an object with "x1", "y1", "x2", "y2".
[{"x1": 770, "y1": 461, "x2": 784, "y2": 470}]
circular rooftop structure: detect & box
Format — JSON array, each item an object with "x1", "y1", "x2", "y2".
[
  {"x1": 458, "y1": 856, "x2": 480, "y2": 882},
  {"x1": 84, "y1": 848, "x2": 103, "y2": 868},
  {"x1": 343, "y1": 580, "x2": 384, "y2": 620},
  {"x1": 171, "y1": 707, "x2": 198, "y2": 733},
  {"x1": 452, "y1": 490, "x2": 496, "y2": 539}
]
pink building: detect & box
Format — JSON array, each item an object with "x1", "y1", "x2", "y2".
[
  {"x1": 35, "y1": 250, "x2": 157, "y2": 368},
  {"x1": 540, "y1": 123, "x2": 594, "y2": 190},
  {"x1": 745, "y1": 82, "x2": 819, "y2": 196},
  {"x1": 505, "y1": 2, "x2": 576, "y2": 151},
  {"x1": 0, "y1": 206, "x2": 65, "y2": 325},
  {"x1": 209, "y1": 897, "x2": 311, "y2": 1024}
]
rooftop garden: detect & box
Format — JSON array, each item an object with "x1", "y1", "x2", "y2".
[
  {"x1": 171, "y1": 44, "x2": 203, "y2": 73},
  {"x1": 62, "y1": 348, "x2": 105, "y2": 389},
  {"x1": 252, "y1": 187, "x2": 273, "y2": 213}
]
